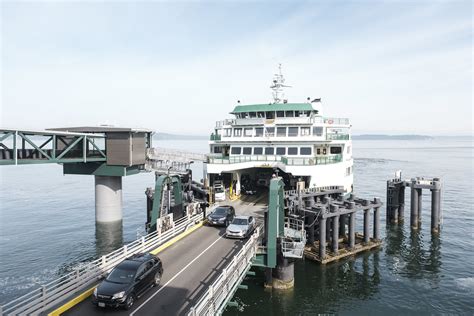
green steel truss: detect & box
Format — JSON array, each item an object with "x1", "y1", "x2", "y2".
[{"x1": 0, "y1": 129, "x2": 106, "y2": 165}]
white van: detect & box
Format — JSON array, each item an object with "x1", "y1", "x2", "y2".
[{"x1": 214, "y1": 184, "x2": 226, "y2": 201}]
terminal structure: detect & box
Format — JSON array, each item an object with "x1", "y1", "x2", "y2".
[{"x1": 0, "y1": 127, "x2": 153, "y2": 223}]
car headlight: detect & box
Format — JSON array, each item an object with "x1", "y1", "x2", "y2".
[
  {"x1": 218, "y1": 218, "x2": 225, "y2": 222},
  {"x1": 93, "y1": 288, "x2": 97, "y2": 297},
  {"x1": 112, "y1": 291, "x2": 125, "y2": 299}
]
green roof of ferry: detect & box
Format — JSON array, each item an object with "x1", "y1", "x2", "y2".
[{"x1": 231, "y1": 103, "x2": 313, "y2": 114}]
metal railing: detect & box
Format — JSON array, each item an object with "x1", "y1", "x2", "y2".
[
  {"x1": 284, "y1": 185, "x2": 345, "y2": 197},
  {"x1": 326, "y1": 134, "x2": 350, "y2": 140},
  {"x1": 188, "y1": 227, "x2": 261, "y2": 316},
  {"x1": 207, "y1": 154, "x2": 342, "y2": 166},
  {"x1": 282, "y1": 217, "x2": 306, "y2": 258},
  {"x1": 1, "y1": 213, "x2": 203, "y2": 316}
]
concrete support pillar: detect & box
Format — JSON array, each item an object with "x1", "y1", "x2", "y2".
[
  {"x1": 95, "y1": 176, "x2": 123, "y2": 223},
  {"x1": 332, "y1": 215, "x2": 339, "y2": 254},
  {"x1": 339, "y1": 214, "x2": 346, "y2": 239},
  {"x1": 308, "y1": 213, "x2": 315, "y2": 244},
  {"x1": 319, "y1": 217, "x2": 327, "y2": 259},
  {"x1": 272, "y1": 253, "x2": 294, "y2": 290},
  {"x1": 264, "y1": 268, "x2": 273, "y2": 288},
  {"x1": 364, "y1": 209, "x2": 370, "y2": 244},
  {"x1": 326, "y1": 217, "x2": 331, "y2": 242},
  {"x1": 398, "y1": 186, "x2": 405, "y2": 222},
  {"x1": 348, "y1": 202, "x2": 356, "y2": 249},
  {"x1": 410, "y1": 180, "x2": 419, "y2": 229},
  {"x1": 431, "y1": 179, "x2": 441, "y2": 233},
  {"x1": 373, "y1": 197, "x2": 381, "y2": 240},
  {"x1": 417, "y1": 188, "x2": 422, "y2": 224}
]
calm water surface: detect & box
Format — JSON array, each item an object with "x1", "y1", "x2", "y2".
[{"x1": 0, "y1": 138, "x2": 473, "y2": 315}]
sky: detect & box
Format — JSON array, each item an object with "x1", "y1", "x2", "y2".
[{"x1": 1, "y1": 0, "x2": 472, "y2": 136}]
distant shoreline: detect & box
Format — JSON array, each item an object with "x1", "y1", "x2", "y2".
[{"x1": 352, "y1": 134, "x2": 433, "y2": 140}]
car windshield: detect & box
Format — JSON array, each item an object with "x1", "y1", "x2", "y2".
[
  {"x1": 106, "y1": 266, "x2": 136, "y2": 284},
  {"x1": 215, "y1": 187, "x2": 224, "y2": 193},
  {"x1": 232, "y1": 218, "x2": 248, "y2": 225},
  {"x1": 213, "y1": 207, "x2": 228, "y2": 216}
]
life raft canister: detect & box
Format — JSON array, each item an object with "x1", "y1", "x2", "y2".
[{"x1": 328, "y1": 119, "x2": 334, "y2": 124}]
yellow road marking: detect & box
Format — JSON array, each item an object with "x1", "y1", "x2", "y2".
[{"x1": 48, "y1": 220, "x2": 204, "y2": 316}]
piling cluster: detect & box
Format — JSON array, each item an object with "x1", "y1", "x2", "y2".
[{"x1": 387, "y1": 176, "x2": 442, "y2": 233}]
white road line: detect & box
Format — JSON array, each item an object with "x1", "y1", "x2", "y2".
[{"x1": 130, "y1": 235, "x2": 225, "y2": 316}]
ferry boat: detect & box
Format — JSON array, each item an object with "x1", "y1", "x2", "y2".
[{"x1": 205, "y1": 66, "x2": 353, "y2": 198}]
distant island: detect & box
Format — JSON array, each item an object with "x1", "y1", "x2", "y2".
[
  {"x1": 153, "y1": 132, "x2": 207, "y2": 140},
  {"x1": 353, "y1": 134, "x2": 433, "y2": 140}
]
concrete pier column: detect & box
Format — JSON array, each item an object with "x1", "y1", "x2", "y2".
[
  {"x1": 272, "y1": 252, "x2": 294, "y2": 289},
  {"x1": 326, "y1": 217, "x2": 332, "y2": 242},
  {"x1": 319, "y1": 217, "x2": 327, "y2": 259},
  {"x1": 417, "y1": 188, "x2": 422, "y2": 224},
  {"x1": 339, "y1": 214, "x2": 346, "y2": 239},
  {"x1": 348, "y1": 202, "x2": 356, "y2": 249},
  {"x1": 307, "y1": 213, "x2": 315, "y2": 244},
  {"x1": 373, "y1": 197, "x2": 381, "y2": 240},
  {"x1": 95, "y1": 176, "x2": 123, "y2": 223},
  {"x1": 398, "y1": 186, "x2": 405, "y2": 222},
  {"x1": 332, "y1": 215, "x2": 339, "y2": 254},
  {"x1": 349, "y1": 213, "x2": 355, "y2": 249},
  {"x1": 364, "y1": 209, "x2": 370, "y2": 244},
  {"x1": 264, "y1": 268, "x2": 273, "y2": 288},
  {"x1": 410, "y1": 179, "x2": 419, "y2": 229},
  {"x1": 431, "y1": 179, "x2": 442, "y2": 233}
]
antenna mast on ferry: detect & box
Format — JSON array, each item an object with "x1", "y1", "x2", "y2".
[{"x1": 270, "y1": 64, "x2": 291, "y2": 104}]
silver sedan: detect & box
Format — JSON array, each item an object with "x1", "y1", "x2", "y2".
[{"x1": 225, "y1": 216, "x2": 256, "y2": 239}]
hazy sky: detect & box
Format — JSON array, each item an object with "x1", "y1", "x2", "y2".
[{"x1": 1, "y1": 1, "x2": 472, "y2": 135}]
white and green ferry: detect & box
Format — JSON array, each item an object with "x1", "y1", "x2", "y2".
[{"x1": 205, "y1": 66, "x2": 353, "y2": 197}]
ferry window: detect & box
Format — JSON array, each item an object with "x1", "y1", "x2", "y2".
[
  {"x1": 288, "y1": 127, "x2": 298, "y2": 137},
  {"x1": 231, "y1": 147, "x2": 241, "y2": 155},
  {"x1": 330, "y1": 147, "x2": 342, "y2": 154},
  {"x1": 304, "y1": 111, "x2": 311, "y2": 116},
  {"x1": 298, "y1": 111, "x2": 305, "y2": 117},
  {"x1": 276, "y1": 111, "x2": 285, "y2": 117},
  {"x1": 288, "y1": 147, "x2": 298, "y2": 155},
  {"x1": 213, "y1": 146, "x2": 222, "y2": 154},
  {"x1": 323, "y1": 148, "x2": 327, "y2": 155},
  {"x1": 317, "y1": 148, "x2": 321, "y2": 155},
  {"x1": 234, "y1": 128, "x2": 242, "y2": 137},
  {"x1": 265, "y1": 147, "x2": 274, "y2": 155},
  {"x1": 285, "y1": 111, "x2": 294, "y2": 117},
  {"x1": 277, "y1": 127, "x2": 287, "y2": 137},
  {"x1": 249, "y1": 112, "x2": 257, "y2": 118},
  {"x1": 300, "y1": 127, "x2": 310, "y2": 136},
  {"x1": 243, "y1": 147, "x2": 252, "y2": 155},
  {"x1": 244, "y1": 128, "x2": 253, "y2": 137},
  {"x1": 266, "y1": 112, "x2": 275, "y2": 119},
  {"x1": 313, "y1": 126, "x2": 323, "y2": 136},
  {"x1": 224, "y1": 128, "x2": 232, "y2": 137},
  {"x1": 265, "y1": 127, "x2": 275, "y2": 137},
  {"x1": 276, "y1": 147, "x2": 286, "y2": 155},
  {"x1": 253, "y1": 147, "x2": 263, "y2": 155},
  {"x1": 257, "y1": 112, "x2": 265, "y2": 118},
  {"x1": 300, "y1": 147, "x2": 312, "y2": 155}
]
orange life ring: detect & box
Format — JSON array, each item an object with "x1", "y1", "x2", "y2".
[{"x1": 328, "y1": 119, "x2": 334, "y2": 124}]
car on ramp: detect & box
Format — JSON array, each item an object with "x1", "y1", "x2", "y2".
[
  {"x1": 225, "y1": 215, "x2": 256, "y2": 239},
  {"x1": 92, "y1": 253, "x2": 163, "y2": 310}
]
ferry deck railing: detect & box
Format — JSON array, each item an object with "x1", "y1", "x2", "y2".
[
  {"x1": 0, "y1": 213, "x2": 203, "y2": 316},
  {"x1": 187, "y1": 226, "x2": 262, "y2": 316},
  {"x1": 207, "y1": 154, "x2": 343, "y2": 166}
]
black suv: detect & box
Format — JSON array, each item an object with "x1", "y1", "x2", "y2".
[
  {"x1": 92, "y1": 253, "x2": 163, "y2": 310},
  {"x1": 207, "y1": 205, "x2": 235, "y2": 226}
]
